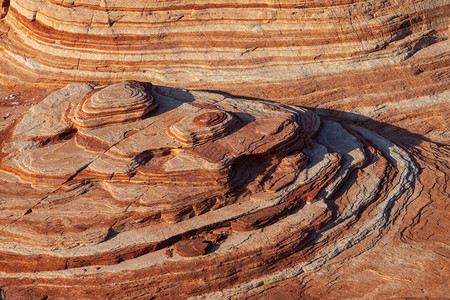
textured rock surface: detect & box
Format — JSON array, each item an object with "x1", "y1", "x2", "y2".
[
  {"x1": 0, "y1": 0, "x2": 448, "y2": 94},
  {"x1": 0, "y1": 0, "x2": 448, "y2": 299},
  {"x1": 0, "y1": 80, "x2": 448, "y2": 299},
  {"x1": 0, "y1": 0, "x2": 448, "y2": 144}
]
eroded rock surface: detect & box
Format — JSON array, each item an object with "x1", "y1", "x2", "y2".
[
  {"x1": 0, "y1": 0, "x2": 448, "y2": 298},
  {"x1": 0, "y1": 81, "x2": 447, "y2": 299}
]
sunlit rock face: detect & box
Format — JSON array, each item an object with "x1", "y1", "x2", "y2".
[
  {"x1": 2, "y1": 81, "x2": 445, "y2": 299},
  {"x1": 0, "y1": 1, "x2": 448, "y2": 298},
  {"x1": 0, "y1": 0, "x2": 448, "y2": 95},
  {"x1": 1, "y1": 80, "x2": 320, "y2": 227},
  {"x1": 0, "y1": 1, "x2": 447, "y2": 147}
]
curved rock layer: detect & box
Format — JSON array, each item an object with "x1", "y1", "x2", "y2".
[
  {"x1": 0, "y1": 81, "x2": 448, "y2": 299},
  {"x1": 0, "y1": 0, "x2": 448, "y2": 93}
]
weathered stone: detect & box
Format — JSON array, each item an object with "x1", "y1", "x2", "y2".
[
  {"x1": 0, "y1": 0, "x2": 448, "y2": 298},
  {"x1": 174, "y1": 239, "x2": 212, "y2": 258}
]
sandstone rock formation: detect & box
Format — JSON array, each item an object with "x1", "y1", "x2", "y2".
[
  {"x1": 0, "y1": 0, "x2": 448, "y2": 94},
  {"x1": 0, "y1": 0, "x2": 448, "y2": 299},
  {"x1": 0, "y1": 0, "x2": 448, "y2": 144},
  {"x1": 0, "y1": 80, "x2": 448, "y2": 299}
]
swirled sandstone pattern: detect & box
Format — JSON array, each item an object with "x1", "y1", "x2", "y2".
[
  {"x1": 0, "y1": 0, "x2": 448, "y2": 299},
  {"x1": 0, "y1": 0, "x2": 448, "y2": 93},
  {"x1": 0, "y1": 81, "x2": 448, "y2": 299},
  {"x1": 0, "y1": 0, "x2": 448, "y2": 144}
]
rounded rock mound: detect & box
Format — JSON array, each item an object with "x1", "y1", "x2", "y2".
[
  {"x1": 168, "y1": 110, "x2": 238, "y2": 144},
  {"x1": 68, "y1": 81, "x2": 157, "y2": 128}
]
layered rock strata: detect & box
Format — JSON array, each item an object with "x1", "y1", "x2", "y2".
[
  {"x1": 0, "y1": 0, "x2": 448, "y2": 147},
  {"x1": 0, "y1": 0, "x2": 448, "y2": 298},
  {"x1": 0, "y1": 0, "x2": 448, "y2": 93},
  {"x1": 1, "y1": 81, "x2": 446, "y2": 299}
]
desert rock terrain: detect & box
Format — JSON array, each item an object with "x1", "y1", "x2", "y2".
[{"x1": 0, "y1": 0, "x2": 448, "y2": 299}]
